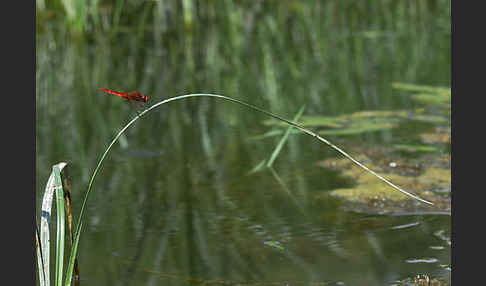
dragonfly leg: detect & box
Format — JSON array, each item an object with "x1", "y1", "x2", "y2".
[
  {"x1": 139, "y1": 102, "x2": 147, "y2": 112},
  {"x1": 136, "y1": 102, "x2": 147, "y2": 114},
  {"x1": 130, "y1": 100, "x2": 141, "y2": 115}
]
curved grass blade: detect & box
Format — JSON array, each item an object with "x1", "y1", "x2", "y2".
[{"x1": 66, "y1": 93, "x2": 433, "y2": 284}]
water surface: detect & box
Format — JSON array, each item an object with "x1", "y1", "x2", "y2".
[{"x1": 36, "y1": 1, "x2": 450, "y2": 285}]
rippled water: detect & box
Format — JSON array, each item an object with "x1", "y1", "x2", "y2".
[{"x1": 36, "y1": 1, "x2": 450, "y2": 285}]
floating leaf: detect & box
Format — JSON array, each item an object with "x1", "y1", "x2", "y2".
[
  {"x1": 412, "y1": 93, "x2": 451, "y2": 105},
  {"x1": 263, "y1": 108, "x2": 432, "y2": 137},
  {"x1": 392, "y1": 82, "x2": 451, "y2": 117},
  {"x1": 318, "y1": 118, "x2": 399, "y2": 136},
  {"x1": 392, "y1": 82, "x2": 451, "y2": 97},
  {"x1": 346, "y1": 110, "x2": 410, "y2": 119},
  {"x1": 392, "y1": 144, "x2": 438, "y2": 153},
  {"x1": 263, "y1": 115, "x2": 343, "y2": 128},
  {"x1": 411, "y1": 114, "x2": 449, "y2": 124}
]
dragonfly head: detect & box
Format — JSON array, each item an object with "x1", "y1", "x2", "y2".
[
  {"x1": 136, "y1": 92, "x2": 148, "y2": 102},
  {"x1": 133, "y1": 92, "x2": 148, "y2": 102}
]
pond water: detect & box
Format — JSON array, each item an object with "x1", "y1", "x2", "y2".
[{"x1": 36, "y1": 1, "x2": 450, "y2": 285}]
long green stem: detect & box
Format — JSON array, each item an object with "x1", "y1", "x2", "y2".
[{"x1": 66, "y1": 93, "x2": 432, "y2": 284}]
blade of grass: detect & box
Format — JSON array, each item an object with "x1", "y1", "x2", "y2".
[
  {"x1": 64, "y1": 222, "x2": 83, "y2": 286},
  {"x1": 39, "y1": 162, "x2": 67, "y2": 286},
  {"x1": 39, "y1": 173, "x2": 54, "y2": 286},
  {"x1": 266, "y1": 105, "x2": 306, "y2": 168},
  {"x1": 61, "y1": 167, "x2": 80, "y2": 282},
  {"x1": 53, "y1": 165, "x2": 66, "y2": 286},
  {"x1": 248, "y1": 159, "x2": 267, "y2": 175},
  {"x1": 36, "y1": 224, "x2": 46, "y2": 286}
]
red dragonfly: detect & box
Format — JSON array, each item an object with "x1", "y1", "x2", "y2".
[{"x1": 99, "y1": 88, "x2": 148, "y2": 115}]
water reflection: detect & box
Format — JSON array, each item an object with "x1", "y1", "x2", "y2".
[
  {"x1": 77, "y1": 151, "x2": 450, "y2": 285},
  {"x1": 36, "y1": 1, "x2": 450, "y2": 285}
]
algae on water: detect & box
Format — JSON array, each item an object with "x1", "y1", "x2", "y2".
[{"x1": 316, "y1": 151, "x2": 451, "y2": 215}]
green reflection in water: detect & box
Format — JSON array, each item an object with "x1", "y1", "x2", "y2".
[{"x1": 36, "y1": 1, "x2": 450, "y2": 285}]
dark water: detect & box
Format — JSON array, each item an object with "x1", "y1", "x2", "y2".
[{"x1": 36, "y1": 1, "x2": 450, "y2": 285}]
